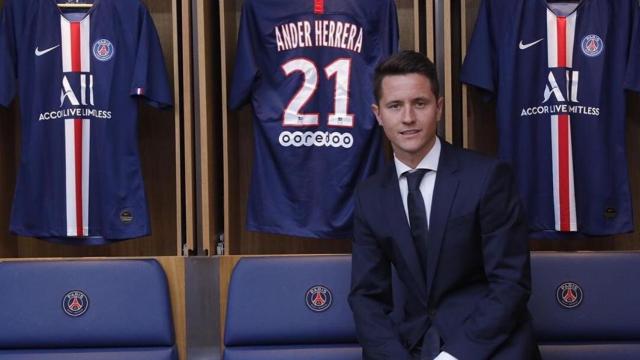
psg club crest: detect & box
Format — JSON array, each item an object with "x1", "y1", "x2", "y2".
[
  {"x1": 581, "y1": 34, "x2": 603, "y2": 57},
  {"x1": 556, "y1": 282, "x2": 583, "y2": 309},
  {"x1": 62, "y1": 290, "x2": 90, "y2": 317},
  {"x1": 93, "y1": 39, "x2": 115, "y2": 61},
  {"x1": 305, "y1": 285, "x2": 333, "y2": 312}
]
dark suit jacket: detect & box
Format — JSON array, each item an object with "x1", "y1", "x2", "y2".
[{"x1": 348, "y1": 140, "x2": 538, "y2": 360}]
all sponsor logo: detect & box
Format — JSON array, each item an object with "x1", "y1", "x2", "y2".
[{"x1": 520, "y1": 70, "x2": 600, "y2": 118}]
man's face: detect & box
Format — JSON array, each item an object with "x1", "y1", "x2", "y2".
[{"x1": 372, "y1": 73, "x2": 443, "y2": 167}]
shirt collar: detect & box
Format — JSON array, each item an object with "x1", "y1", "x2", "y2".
[{"x1": 394, "y1": 137, "x2": 441, "y2": 179}]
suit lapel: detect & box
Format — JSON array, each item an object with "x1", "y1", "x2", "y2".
[
  {"x1": 382, "y1": 163, "x2": 428, "y2": 303},
  {"x1": 426, "y1": 141, "x2": 459, "y2": 297}
]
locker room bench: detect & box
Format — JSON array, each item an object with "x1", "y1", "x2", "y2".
[
  {"x1": 0, "y1": 259, "x2": 178, "y2": 360},
  {"x1": 223, "y1": 256, "x2": 360, "y2": 360},
  {"x1": 529, "y1": 251, "x2": 640, "y2": 360},
  {"x1": 223, "y1": 252, "x2": 640, "y2": 360}
]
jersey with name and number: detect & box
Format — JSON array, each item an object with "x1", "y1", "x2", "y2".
[
  {"x1": 461, "y1": 0, "x2": 640, "y2": 237},
  {"x1": 0, "y1": 0, "x2": 172, "y2": 244},
  {"x1": 229, "y1": 0, "x2": 398, "y2": 238}
]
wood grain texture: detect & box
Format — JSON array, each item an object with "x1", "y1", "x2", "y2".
[
  {"x1": 156, "y1": 256, "x2": 188, "y2": 360},
  {"x1": 218, "y1": 255, "x2": 243, "y2": 351},
  {"x1": 180, "y1": 0, "x2": 195, "y2": 254},
  {"x1": 196, "y1": 0, "x2": 223, "y2": 255},
  {"x1": 0, "y1": 99, "x2": 18, "y2": 257},
  {"x1": 397, "y1": 0, "x2": 416, "y2": 50},
  {"x1": 220, "y1": 0, "x2": 238, "y2": 255}
]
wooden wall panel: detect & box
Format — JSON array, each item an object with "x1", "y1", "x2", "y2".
[
  {"x1": 0, "y1": 0, "x2": 182, "y2": 257},
  {"x1": 220, "y1": 0, "x2": 417, "y2": 255},
  {"x1": 156, "y1": 257, "x2": 188, "y2": 360},
  {"x1": 195, "y1": 0, "x2": 223, "y2": 256},
  {"x1": 218, "y1": 255, "x2": 242, "y2": 350},
  {"x1": 179, "y1": 0, "x2": 195, "y2": 254},
  {"x1": 0, "y1": 0, "x2": 21, "y2": 257},
  {"x1": 461, "y1": 0, "x2": 640, "y2": 250},
  {"x1": 0, "y1": 98, "x2": 17, "y2": 258},
  {"x1": 397, "y1": 0, "x2": 416, "y2": 50}
]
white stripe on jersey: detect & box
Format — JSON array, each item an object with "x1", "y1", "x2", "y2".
[
  {"x1": 82, "y1": 119, "x2": 91, "y2": 236},
  {"x1": 64, "y1": 119, "x2": 78, "y2": 236},
  {"x1": 546, "y1": 10, "x2": 558, "y2": 67},
  {"x1": 61, "y1": 15, "x2": 92, "y2": 236},
  {"x1": 80, "y1": 18, "x2": 91, "y2": 73},
  {"x1": 546, "y1": 10, "x2": 578, "y2": 232},
  {"x1": 60, "y1": 19, "x2": 72, "y2": 72}
]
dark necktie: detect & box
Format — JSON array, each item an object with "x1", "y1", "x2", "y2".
[
  {"x1": 406, "y1": 169, "x2": 440, "y2": 359},
  {"x1": 405, "y1": 169, "x2": 430, "y2": 274}
]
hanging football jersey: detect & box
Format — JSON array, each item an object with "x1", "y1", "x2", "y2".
[
  {"x1": 0, "y1": 0, "x2": 172, "y2": 244},
  {"x1": 461, "y1": 0, "x2": 640, "y2": 237},
  {"x1": 229, "y1": 0, "x2": 399, "y2": 238}
]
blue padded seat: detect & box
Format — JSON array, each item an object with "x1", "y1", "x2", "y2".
[
  {"x1": 224, "y1": 255, "x2": 359, "y2": 360},
  {"x1": 0, "y1": 259, "x2": 177, "y2": 360},
  {"x1": 224, "y1": 345, "x2": 362, "y2": 360},
  {"x1": 529, "y1": 252, "x2": 640, "y2": 360},
  {"x1": 224, "y1": 252, "x2": 640, "y2": 360}
]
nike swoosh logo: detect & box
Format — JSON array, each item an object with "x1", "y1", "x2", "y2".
[
  {"x1": 35, "y1": 45, "x2": 60, "y2": 56},
  {"x1": 519, "y1": 38, "x2": 544, "y2": 50}
]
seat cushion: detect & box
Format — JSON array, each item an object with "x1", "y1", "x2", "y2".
[
  {"x1": 0, "y1": 347, "x2": 177, "y2": 360},
  {"x1": 224, "y1": 256, "x2": 356, "y2": 346},
  {"x1": 223, "y1": 344, "x2": 362, "y2": 360},
  {"x1": 539, "y1": 344, "x2": 640, "y2": 360},
  {"x1": 0, "y1": 259, "x2": 174, "y2": 349},
  {"x1": 529, "y1": 252, "x2": 640, "y2": 341}
]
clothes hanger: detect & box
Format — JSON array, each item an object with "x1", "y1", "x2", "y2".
[{"x1": 57, "y1": 2, "x2": 93, "y2": 8}]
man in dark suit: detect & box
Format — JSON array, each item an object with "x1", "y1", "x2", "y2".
[{"x1": 348, "y1": 50, "x2": 539, "y2": 360}]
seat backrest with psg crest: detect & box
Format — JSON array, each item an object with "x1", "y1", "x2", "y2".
[{"x1": 0, "y1": 259, "x2": 177, "y2": 360}]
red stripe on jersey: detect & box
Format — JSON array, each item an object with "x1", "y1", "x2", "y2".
[
  {"x1": 557, "y1": 114, "x2": 571, "y2": 231},
  {"x1": 71, "y1": 22, "x2": 81, "y2": 72},
  {"x1": 556, "y1": 17, "x2": 567, "y2": 68},
  {"x1": 74, "y1": 119, "x2": 84, "y2": 236},
  {"x1": 314, "y1": 0, "x2": 324, "y2": 14},
  {"x1": 556, "y1": 16, "x2": 570, "y2": 231}
]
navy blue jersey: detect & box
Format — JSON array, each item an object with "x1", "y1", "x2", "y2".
[
  {"x1": 229, "y1": 0, "x2": 398, "y2": 238},
  {"x1": 461, "y1": 0, "x2": 640, "y2": 236},
  {"x1": 0, "y1": 0, "x2": 172, "y2": 244}
]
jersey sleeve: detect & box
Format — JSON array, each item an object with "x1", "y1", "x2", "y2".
[
  {"x1": 129, "y1": 4, "x2": 172, "y2": 109},
  {"x1": 0, "y1": 1, "x2": 17, "y2": 108},
  {"x1": 383, "y1": 0, "x2": 399, "y2": 55},
  {"x1": 624, "y1": 1, "x2": 640, "y2": 92},
  {"x1": 460, "y1": 0, "x2": 497, "y2": 94},
  {"x1": 228, "y1": 0, "x2": 259, "y2": 110}
]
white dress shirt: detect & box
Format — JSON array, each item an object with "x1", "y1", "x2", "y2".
[
  {"x1": 394, "y1": 137, "x2": 441, "y2": 228},
  {"x1": 393, "y1": 137, "x2": 458, "y2": 360}
]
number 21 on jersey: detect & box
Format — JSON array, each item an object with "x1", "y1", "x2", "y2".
[{"x1": 282, "y1": 57, "x2": 354, "y2": 128}]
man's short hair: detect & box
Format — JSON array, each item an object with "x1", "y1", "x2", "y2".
[{"x1": 373, "y1": 50, "x2": 440, "y2": 103}]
